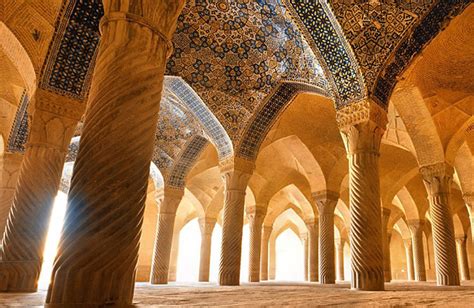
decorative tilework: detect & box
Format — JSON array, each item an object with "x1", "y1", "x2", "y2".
[
  {"x1": 167, "y1": 135, "x2": 209, "y2": 188},
  {"x1": 164, "y1": 76, "x2": 233, "y2": 159},
  {"x1": 7, "y1": 90, "x2": 29, "y2": 153},
  {"x1": 150, "y1": 162, "x2": 164, "y2": 190},
  {"x1": 59, "y1": 162, "x2": 74, "y2": 194},
  {"x1": 40, "y1": 0, "x2": 103, "y2": 100},
  {"x1": 167, "y1": 0, "x2": 328, "y2": 140},
  {"x1": 238, "y1": 82, "x2": 327, "y2": 160},
  {"x1": 373, "y1": 0, "x2": 471, "y2": 105},
  {"x1": 285, "y1": 0, "x2": 366, "y2": 107},
  {"x1": 65, "y1": 136, "x2": 80, "y2": 162}
]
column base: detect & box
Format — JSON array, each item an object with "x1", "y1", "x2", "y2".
[
  {"x1": 150, "y1": 273, "x2": 169, "y2": 285},
  {"x1": 0, "y1": 260, "x2": 41, "y2": 292},
  {"x1": 436, "y1": 275, "x2": 460, "y2": 286},
  {"x1": 320, "y1": 278, "x2": 335, "y2": 284},
  {"x1": 219, "y1": 272, "x2": 240, "y2": 286},
  {"x1": 351, "y1": 271, "x2": 384, "y2": 291}
]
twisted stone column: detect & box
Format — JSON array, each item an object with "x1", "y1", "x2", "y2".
[
  {"x1": 301, "y1": 232, "x2": 309, "y2": 281},
  {"x1": 168, "y1": 231, "x2": 180, "y2": 282},
  {"x1": 199, "y1": 217, "x2": 216, "y2": 282},
  {"x1": 455, "y1": 236, "x2": 470, "y2": 281},
  {"x1": 0, "y1": 153, "x2": 23, "y2": 242},
  {"x1": 337, "y1": 100, "x2": 387, "y2": 291},
  {"x1": 464, "y1": 194, "x2": 474, "y2": 244},
  {"x1": 248, "y1": 204, "x2": 266, "y2": 282},
  {"x1": 46, "y1": 3, "x2": 185, "y2": 305},
  {"x1": 0, "y1": 89, "x2": 80, "y2": 292},
  {"x1": 382, "y1": 208, "x2": 392, "y2": 282},
  {"x1": 260, "y1": 226, "x2": 272, "y2": 281},
  {"x1": 404, "y1": 239, "x2": 415, "y2": 281},
  {"x1": 408, "y1": 220, "x2": 427, "y2": 281},
  {"x1": 420, "y1": 163, "x2": 460, "y2": 286},
  {"x1": 306, "y1": 219, "x2": 319, "y2": 282},
  {"x1": 336, "y1": 238, "x2": 345, "y2": 281},
  {"x1": 150, "y1": 188, "x2": 183, "y2": 284},
  {"x1": 314, "y1": 190, "x2": 339, "y2": 284},
  {"x1": 219, "y1": 160, "x2": 253, "y2": 285}
]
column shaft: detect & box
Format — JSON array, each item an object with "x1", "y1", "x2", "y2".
[
  {"x1": 306, "y1": 220, "x2": 319, "y2": 282},
  {"x1": 168, "y1": 231, "x2": 180, "y2": 282},
  {"x1": 338, "y1": 100, "x2": 386, "y2": 291},
  {"x1": 46, "y1": 5, "x2": 185, "y2": 305},
  {"x1": 382, "y1": 208, "x2": 392, "y2": 282},
  {"x1": 248, "y1": 206, "x2": 265, "y2": 282},
  {"x1": 336, "y1": 239, "x2": 345, "y2": 281},
  {"x1": 409, "y1": 220, "x2": 427, "y2": 281},
  {"x1": 219, "y1": 165, "x2": 252, "y2": 285},
  {"x1": 404, "y1": 239, "x2": 415, "y2": 281},
  {"x1": 199, "y1": 218, "x2": 216, "y2": 282},
  {"x1": 456, "y1": 236, "x2": 470, "y2": 281},
  {"x1": 0, "y1": 153, "x2": 23, "y2": 241},
  {"x1": 301, "y1": 233, "x2": 309, "y2": 281},
  {"x1": 269, "y1": 237, "x2": 276, "y2": 280},
  {"x1": 0, "y1": 90, "x2": 79, "y2": 292},
  {"x1": 260, "y1": 226, "x2": 272, "y2": 281},
  {"x1": 420, "y1": 163, "x2": 460, "y2": 286}
]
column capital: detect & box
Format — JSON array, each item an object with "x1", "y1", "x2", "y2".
[
  {"x1": 299, "y1": 232, "x2": 308, "y2": 241},
  {"x1": 455, "y1": 235, "x2": 467, "y2": 244},
  {"x1": 198, "y1": 217, "x2": 217, "y2": 236},
  {"x1": 158, "y1": 187, "x2": 184, "y2": 214},
  {"x1": 463, "y1": 193, "x2": 474, "y2": 208},
  {"x1": 336, "y1": 100, "x2": 387, "y2": 155},
  {"x1": 382, "y1": 207, "x2": 392, "y2": 218},
  {"x1": 419, "y1": 162, "x2": 453, "y2": 196},
  {"x1": 246, "y1": 203, "x2": 267, "y2": 219},
  {"x1": 305, "y1": 218, "x2": 319, "y2": 234},
  {"x1": 313, "y1": 190, "x2": 339, "y2": 215},
  {"x1": 403, "y1": 238, "x2": 413, "y2": 249},
  {"x1": 408, "y1": 219, "x2": 425, "y2": 234},
  {"x1": 33, "y1": 88, "x2": 85, "y2": 121}
]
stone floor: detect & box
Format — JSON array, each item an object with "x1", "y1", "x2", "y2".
[{"x1": 1, "y1": 281, "x2": 473, "y2": 307}]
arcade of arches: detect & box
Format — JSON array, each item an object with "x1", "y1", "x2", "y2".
[{"x1": 0, "y1": 1, "x2": 473, "y2": 307}]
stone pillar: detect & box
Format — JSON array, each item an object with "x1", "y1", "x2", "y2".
[
  {"x1": 336, "y1": 238, "x2": 345, "y2": 282},
  {"x1": 306, "y1": 219, "x2": 319, "y2": 282},
  {"x1": 404, "y1": 239, "x2": 415, "y2": 281},
  {"x1": 218, "y1": 159, "x2": 253, "y2": 285},
  {"x1": 150, "y1": 188, "x2": 183, "y2": 284},
  {"x1": 314, "y1": 190, "x2": 339, "y2": 284},
  {"x1": 382, "y1": 208, "x2": 392, "y2": 282},
  {"x1": 168, "y1": 230, "x2": 180, "y2": 282},
  {"x1": 0, "y1": 89, "x2": 80, "y2": 292},
  {"x1": 455, "y1": 236, "x2": 470, "y2": 281},
  {"x1": 408, "y1": 220, "x2": 427, "y2": 281},
  {"x1": 464, "y1": 194, "x2": 474, "y2": 244},
  {"x1": 269, "y1": 236, "x2": 276, "y2": 280},
  {"x1": 46, "y1": 3, "x2": 185, "y2": 305},
  {"x1": 337, "y1": 100, "x2": 387, "y2": 291},
  {"x1": 420, "y1": 163, "x2": 460, "y2": 286},
  {"x1": 0, "y1": 153, "x2": 23, "y2": 242},
  {"x1": 247, "y1": 204, "x2": 266, "y2": 282},
  {"x1": 260, "y1": 226, "x2": 272, "y2": 281},
  {"x1": 301, "y1": 232, "x2": 309, "y2": 281},
  {"x1": 199, "y1": 217, "x2": 216, "y2": 282}
]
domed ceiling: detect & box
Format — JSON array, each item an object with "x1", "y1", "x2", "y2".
[{"x1": 167, "y1": 0, "x2": 329, "y2": 140}]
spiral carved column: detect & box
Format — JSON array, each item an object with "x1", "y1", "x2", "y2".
[
  {"x1": 408, "y1": 220, "x2": 427, "y2": 281},
  {"x1": 463, "y1": 194, "x2": 474, "y2": 244},
  {"x1": 336, "y1": 238, "x2": 345, "y2": 282},
  {"x1": 248, "y1": 205, "x2": 266, "y2": 282},
  {"x1": 260, "y1": 226, "x2": 272, "y2": 281},
  {"x1": 219, "y1": 160, "x2": 253, "y2": 286},
  {"x1": 314, "y1": 190, "x2": 338, "y2": 284},
  {"x1": 455, "y1": 236, "x2": 470, "y2": 281},
  {"x1": 0, "y1": 153, "x2": 23, "y2": 242},
  {"x1": 337, "y1": 100, "x2": 387, "y2": 291},
  {"x1": 306, "y1": 219, "x2": 319, "y2": 282},
  {"x1": 0, "y1": 89, "x2": 80, "y2": 292},
  {"x1": 301, "y1": 232, "x2": 309, "y2": 281},
  {"x1": 46, "y1": 4, "x2": 185, "y2": 305},
  {"x1": 404, "y1": 239, "x2": 415, "y2": 281},
  {"x1": 381, "y1": 208, "x2": 392, "y2": 282},
  {"x1": 199, "y1": 217, "x2": 216, "y2": 282},
  {"x1": 420, "y1": 163, "x2": 460, "y2": 286},
  {"x1": 151, "y1": 188, "x2": 183, "y2": 284},
  {"x1": 168, "y1": 231, "x2": 180, "y2": 282}
]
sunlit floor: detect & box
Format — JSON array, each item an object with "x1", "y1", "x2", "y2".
[{"x1": 3, "y1": 281, "x2": 474, "y2": 307}]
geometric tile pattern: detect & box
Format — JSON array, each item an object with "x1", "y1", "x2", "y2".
[
  {"x1": 373, "y1": 0, "x2": 471, "y2": 105},
  {"x1": 167, "y1": 135, "x2": 209, "y2": 188},
  {"x1": 238, "y1": 82, "x2": 328, "y2": 160},
  {"x1": 286, "y1": 0, "x2": 366, "y2": 108},
  {"x1": 167, "y1": 0, "x2": 328, "y2": 140},
  {"x1": 7, "y1": 90, "x2": 29, "y2": 153},
  {"x1": 65, "y1": 136, "x2": 80, "y2": 163},
  {"x1": 164, "y1": 76, "x2": 233, "y2": 159},
  {"x1": 40, "y1": 0, "x2": 103, "y2": 100}
]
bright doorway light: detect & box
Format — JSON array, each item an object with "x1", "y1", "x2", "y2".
[
  {"x1": 176, "y1": 219, "x2": 201, "y2": 282},
  {"x1": 275, "y1": 229, "x2": 304, "y2": 281},
  {"x1": 38, "y1": 192, "x2": 68, "y2": 290}
]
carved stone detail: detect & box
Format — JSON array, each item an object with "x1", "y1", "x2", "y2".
[{"x1": 0, "y1": 153, "x2": 23, "y2": 242}]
